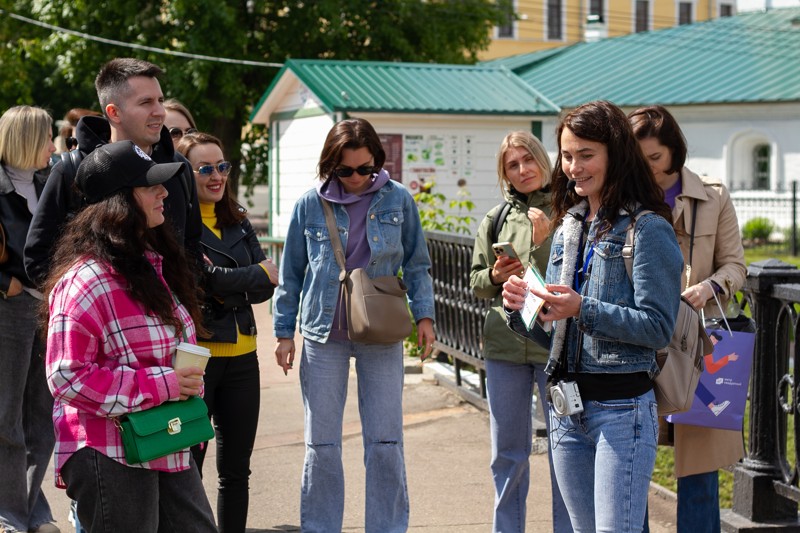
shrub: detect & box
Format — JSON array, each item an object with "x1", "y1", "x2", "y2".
[{"x1": 741, "y1": 217, "x2": 775, "y2": 243}]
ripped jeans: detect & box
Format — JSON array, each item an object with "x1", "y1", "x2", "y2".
[{"x1": 300, "y1": 337, "x2": 408, "y2": 533}]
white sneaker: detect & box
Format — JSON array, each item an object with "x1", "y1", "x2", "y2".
[{"x1": 711, "y1": 400, "x2": 731, "y2": 416}]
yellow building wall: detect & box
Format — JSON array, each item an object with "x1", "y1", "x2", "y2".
[{"x1": 479, "y1": 0, "x2": 721, "y2": 60}]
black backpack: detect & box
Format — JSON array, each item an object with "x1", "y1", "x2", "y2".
[{"x1": 490, "y1": 200, "x2": 512, "y2": 243}]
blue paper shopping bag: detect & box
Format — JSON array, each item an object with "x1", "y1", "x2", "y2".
[{"x1": 667, "y1": 327, "x2": 754, "y2": 431}]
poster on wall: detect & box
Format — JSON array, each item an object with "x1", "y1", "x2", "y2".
[
  {"x1": 402, "y1": 134, "x2": 474, "y2": 193},
  {"x1": 378, "y1": 134, "x2": 403, "y2": 182}
]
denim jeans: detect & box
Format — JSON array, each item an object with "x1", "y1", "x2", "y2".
[
  {"x1": 0, "y1": 292, "x2": 56, "y2": 532},
  {"x1": 485, "y1": 359, "x2": 573, "y2": 533},
  {"x1": 62, "y1": 447, "x2": 217, "y2": 533},
  {"x1": 300, "y1": 338, "x2": 407, "y2": 533},
  {"x1": 678, "y1": 471, "x2": 720, "y2": 533},
  {"x1": 192, "y1": 352, "x2": 260, "y2": 533},
  {"x1": 549, "y1": 389, "x2": 658, "y2": 533}
]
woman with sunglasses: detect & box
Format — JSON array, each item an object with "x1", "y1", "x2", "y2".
[
  {"x1": 164, "y1": 99, "x2": 197, "y2": 146},
  {"x1": 176, "y1": 132, "x2": 277, "y2": 533},
  {"x1": 273, "y1": 118, "x2": 435, "y2": 533}
]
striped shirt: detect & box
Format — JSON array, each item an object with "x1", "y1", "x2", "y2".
[{"x1": 46, "y1": 251, "x2": 196, "y2": 487}]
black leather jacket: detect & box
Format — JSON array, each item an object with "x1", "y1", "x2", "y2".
[
  {"x1": 200, "y1": 213, "x2": 275, "y2": 343},
  {"x1": 0, "y1": 165, "x2": 47, "y2": 294}
]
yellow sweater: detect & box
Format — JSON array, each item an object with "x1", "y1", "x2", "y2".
[{"x1": 199, "y1": 202, "x2": 257, "y2": 357}]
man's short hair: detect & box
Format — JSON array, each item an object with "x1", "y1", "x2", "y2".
[{"x1": 95, "y1": 58, "x2": 163, "y2": 115}]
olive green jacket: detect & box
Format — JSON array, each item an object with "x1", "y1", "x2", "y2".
[{"x1": 469, "y1": 189, "x2": 552, "y2": 364}]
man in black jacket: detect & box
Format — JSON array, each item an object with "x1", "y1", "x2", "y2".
[{"x1": 25, "y1": 58, "x2": 202, "y2": 287}]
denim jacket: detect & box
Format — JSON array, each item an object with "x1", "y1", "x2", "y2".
[
  {"x1": 273, "y1": 180, "x2": 435, "y2": 342},
  {"x1": 509, "y1": 201, "x2": 682, "y2": 377}
]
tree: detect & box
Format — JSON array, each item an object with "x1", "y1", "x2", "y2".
[{"x1": 0, "y1": 0, "x2": 509, "y2": 194}]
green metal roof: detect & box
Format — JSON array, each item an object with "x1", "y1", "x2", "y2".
[
  {"x1": 485, "y1": 8, "x2": 800, "y2": 107},
  {"x1": 250, "y1": 59, "x2": 559, "y2": 122}
]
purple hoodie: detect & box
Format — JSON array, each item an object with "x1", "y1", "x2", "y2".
[{"x1": 316, "y1": 169, "x2": 392, "y2": 340}]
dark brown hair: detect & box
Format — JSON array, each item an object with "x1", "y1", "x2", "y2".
[
  {"x1": 42, "y1": 188, "x2": 205, "y2": 337},
  {"x1": 95, "y1": 58, "x2": 163, "y2": 114},
  {"x1": 317, "y1": 118, "x2": 386, "y2": 181},
  {"x1": 628, "y1": 105, "x2": 687, "y2": 175},
  {"x1": 551, "y1": 100, "x2": 671, "y2": 228},
  {"x1": 175, "y1": 132, "x2": 245, "y2": 228}
]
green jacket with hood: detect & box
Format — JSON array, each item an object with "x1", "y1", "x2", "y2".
[{"x1": 469, "y1": 188, "x2": 552, "y2": 364}]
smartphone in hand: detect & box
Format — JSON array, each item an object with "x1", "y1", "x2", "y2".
[{"x1": 492, "y1": 242, "x2": 520, "y2": 261}]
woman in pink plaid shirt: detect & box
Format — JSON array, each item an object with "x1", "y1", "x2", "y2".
[{"x1": 43, "y1": 141, "x2": 218, "y2": 532}]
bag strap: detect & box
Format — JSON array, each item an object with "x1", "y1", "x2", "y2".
[
  {"x1": 491, "y1": 200, "x2": 512, "y2": 245},
  {"x1": 685, "y1": 199, "x2": 698, "y2": 289},
  {"x1": 0, "y1": 221, "x2": 6, "y2": 261},
  {"x1": 320, "y1": 198, "x2": 347, "y2": 276}
]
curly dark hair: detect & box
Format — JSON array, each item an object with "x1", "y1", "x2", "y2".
[
  {"x1": 41, "y1": 188, "x2": 204, "y2": 337},
  {"x1": 550, "y1": 100, "x2": 671, "y2": 230}
]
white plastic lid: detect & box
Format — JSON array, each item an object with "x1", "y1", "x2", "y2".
[{"x1": 176, "y1": 342, "x2": 211, "y2": 357}]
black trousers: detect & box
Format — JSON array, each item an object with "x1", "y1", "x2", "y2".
[{"x1": 192, "y1": 351, "x2": 260, "y2": 533}]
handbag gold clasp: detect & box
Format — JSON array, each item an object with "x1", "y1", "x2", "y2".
[{"x1": 167, "y1": 417, "x2": 182, "y2": 435}]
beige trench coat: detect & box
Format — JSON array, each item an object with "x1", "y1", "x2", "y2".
[{"x1": 668, "y1": 168, "x2": 748, "y2": 478}]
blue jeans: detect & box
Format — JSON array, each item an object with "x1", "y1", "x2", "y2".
[
  {"x1": 0, "y1": 292, "x2": 55, "y2": 532},
  {"x1": 62, "y1": 447, "x2": 217, "y2": 533},
  {"x1": 549, "y1": 389, "x2": 658, "y2": 533},
  {"x1": 678, "y1": 471, "x2": 720, "y2": 533},
  {"x1": 485, "y1": 359, "x2": 573, "y2": 533},
  {"x1": 192, "y1": 352, "x2": 260, "y2": 533},
  {"x1": 300, "y1": 338, "x2": 407, "y2": 533}
]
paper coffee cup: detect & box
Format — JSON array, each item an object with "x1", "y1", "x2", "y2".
[{"x1": 174, "y1": 342, "x2": 211, "y2": 372}]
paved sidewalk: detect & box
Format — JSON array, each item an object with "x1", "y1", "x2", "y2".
[{"x1": 41, "y1": 306, "x2": 678, "y2": 532}]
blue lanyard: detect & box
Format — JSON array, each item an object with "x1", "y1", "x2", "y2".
[{"x1": 574, "y1": 219, "x2": 595, "y2": 292}]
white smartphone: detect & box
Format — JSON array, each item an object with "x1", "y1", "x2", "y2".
[{"x1": 492, "y1": 242, "x2": 520, "y2": 261}]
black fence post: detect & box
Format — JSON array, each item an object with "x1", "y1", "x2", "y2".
[
  {"x1": 723, "y1": 259, "x2": 800, "y2": 531},
  {"x1": 792, "y1": 181, "x2": 797, "y2": 257}
]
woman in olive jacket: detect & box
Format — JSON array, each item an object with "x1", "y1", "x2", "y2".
[
  {"x1": 630, "y1": 105, "x2": 747, "y2": 533},
  {"x1": 177, "y1": 132, "x2": 277, "y2": 533},
  {"x1": 469, "y1": 131, "x2": 572, "y2": 533}
]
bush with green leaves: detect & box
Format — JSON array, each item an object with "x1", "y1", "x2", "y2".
[
  {"x1": 741, "y1": 217, "x2": 775, "y2": 243},
  {"x1": 413, "y1": 180, "x2": 476, "y2": 235}
]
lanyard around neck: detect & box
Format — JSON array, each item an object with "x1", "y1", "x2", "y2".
[{"x1": 574, "y1": 215, "x2": 595, "y2": 292}]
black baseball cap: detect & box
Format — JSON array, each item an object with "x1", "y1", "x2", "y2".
[{"x1": 76, "y1": 140, "x2": 183, "y2": 204}]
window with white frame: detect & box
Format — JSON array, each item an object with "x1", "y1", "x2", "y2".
[
  {"x1": 753, "y1": 144, "x2": 771, "y2": 190},
  {"x1": 497, "y1": 0, "x2": 516, "y2": 38},
  {"x1": 635, "y1": 0, "x2": 650, "y2": 33},
  {"x1": 679, "y1": 2, "x2": 692, "y2": 25},
  {"x1": 720, "y1": 3, "x2": 733, "y2": 17},
  {"x1": 590, "y1": 0, "x2": 604, "y2": 22},
  {"x1": 548, "y1": 0, "x2": 563, "y2": 40}
]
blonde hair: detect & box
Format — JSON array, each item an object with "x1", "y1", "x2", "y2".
[
  {"x1": 0, "y1": 106, "x2": 53, "y2": 169},
  {"x1": 496, "y1": 131, "x2": 552, "y2": 195}
]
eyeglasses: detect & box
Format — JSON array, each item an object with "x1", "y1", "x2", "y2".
[
  {"x1": 194, "y1": 162, "x2": 232, "y2": 177},
  {"x1": 169, "y1": 127, "x2": 198, "y2": 140},
  {"x1": 333, "y1": 165, "x2": 376, "y2": 178}
]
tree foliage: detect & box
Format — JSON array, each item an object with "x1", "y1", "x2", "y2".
[{"x1": 0, "y1": 0, "x2": 508, "y2": 195}]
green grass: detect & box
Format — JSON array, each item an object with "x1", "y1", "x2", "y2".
[{"x1": 651, "y1": 246, "x2": 797, "y2": 508}]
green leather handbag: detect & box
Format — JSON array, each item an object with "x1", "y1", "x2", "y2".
[{"x1": 115, "y1": 396, "x2": 214, "y2": 464}]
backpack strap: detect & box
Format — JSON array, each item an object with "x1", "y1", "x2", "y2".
[
  {"x1": 622, "y1": 209, "x2": 654, "y2": 281},
  {"x1": 60, "y1": 149, "x2": 84, "y2": 217},
  {"x1": 490, "y1": 200, "x2": 512, "y2": 245}
]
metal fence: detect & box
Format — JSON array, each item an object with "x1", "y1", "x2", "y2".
[{"x1": 732, "y1": 182, "x2": 799, "y2": 255}]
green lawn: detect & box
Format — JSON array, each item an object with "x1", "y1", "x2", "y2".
[{"x1": 651, "y1": 246, "x2": 798, "y2": 508}]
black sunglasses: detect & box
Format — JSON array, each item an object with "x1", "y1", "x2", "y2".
[
  {"x1": 194, "y1": 162, "x2": 232, "y2": 177},
  {"x1": 169, "y1": 127, "x2": 198, "y2": 139},
  {"x1": 333, "y1": 165, "x2": 376, "y2": 178}
]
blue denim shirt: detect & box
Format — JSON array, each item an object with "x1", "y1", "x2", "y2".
[
  {"x1": 510, "y1": 203, "x2": 682, "y2": 377},
  {"x1": 273, "y1": 180, "x2": 435, "y2": 342}
]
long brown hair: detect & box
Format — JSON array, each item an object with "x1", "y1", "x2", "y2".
[
  {"x1": 551, "y1": 100, "x2": 671, "y2": 228},
  {"x1": 42, "y1": 188, "x2": 204, "y2": 337},
  {"x1": 176, "y1": 132, "x2": 245, "y2": 228}
]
